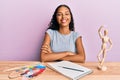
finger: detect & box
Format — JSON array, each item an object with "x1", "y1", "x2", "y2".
[
  {"x1": 42, "y1": 46, "x2": 51, "y2": 51},
  {"x1": 41, "y1": 50, "x2": 48, "y2": 53},
  {"x1": 42, "y1": 46, "x2": 48, "y2": 49},
  {"x1": 42, "y1": 44, "x2": 48, "y2": 48},
  {"x1": 41, "y1": 47, "x2": 48, "y2": 50},
  {"x1": 41, "y1": 48, "x2": 50, "y2": 53}
]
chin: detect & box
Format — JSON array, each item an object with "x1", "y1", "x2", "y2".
[{"x1": 61, "y1": 24, "x2": 69, "y2": 27}]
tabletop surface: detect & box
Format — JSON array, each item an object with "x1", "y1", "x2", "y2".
[{"x1": 0, "y1": 61, "x2": 120, "y2": 80}]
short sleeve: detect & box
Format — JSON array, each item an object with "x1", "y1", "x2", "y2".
[
  {"x1": 73, "y1": 32, "x2": 80, "y2": 42},
  {"x1": 76, "y1": 32, "x2": 80, "y2": 39},
  {"x1": 46, "y1": 29, "x2": 53, "y2": 40}
]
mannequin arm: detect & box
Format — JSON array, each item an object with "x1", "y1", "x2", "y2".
[{"x1": 98, "y1": 26, "x2": 104, "y2": 38}]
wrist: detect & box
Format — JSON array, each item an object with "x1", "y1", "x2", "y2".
[{"x1": 65, "y1": 51, "x2": 69, "y2": 55}]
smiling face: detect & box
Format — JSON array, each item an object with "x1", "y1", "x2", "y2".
[{"x1": 56, "y1": 6, "x2": 71, "y2": 28}]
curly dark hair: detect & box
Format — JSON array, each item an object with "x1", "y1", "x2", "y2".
[{"x1": 48, "y1": 4, "x2": 74, "y2": 31}]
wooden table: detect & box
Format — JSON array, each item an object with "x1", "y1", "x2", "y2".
[{"x1": 0, "y1": 61, "x2": 120, "y2": 80}]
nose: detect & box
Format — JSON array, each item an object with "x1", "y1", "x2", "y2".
[{"x1": 62, "y1": 14, "x2": 66, "y2": 18}]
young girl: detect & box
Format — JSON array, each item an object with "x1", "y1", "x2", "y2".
[{"x1": 40, "y1": 4, "x2": 85, "y2": 62}]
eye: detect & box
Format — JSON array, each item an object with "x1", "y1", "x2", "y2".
[
  {"x1": 65, "y1": 12, "x2": 70, "y2": 16},
  {"x1": 56, "y1": 13, "x2": 62, "y2": 16},
  {"x1": 66, "y1": 13, "x2": 69, "y2": 15}
]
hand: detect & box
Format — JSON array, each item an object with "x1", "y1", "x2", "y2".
[
  {"x1": 66, "y1": 51, "x2": 75, "y2": 56},
  {"x1": 41, "y1": 44, "x2": 52, "y2": 54},
  {"x1": 60, "y1": 51, "x2": 75, "y2": 61}
]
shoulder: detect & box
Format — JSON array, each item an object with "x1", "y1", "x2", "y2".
[
  {"x1": 71, "y1": 31, "x2": 81, "y2": 42},
  {"x1": 46, "y1": 29, "x2": 54, "y2": 33},
  {"x1": 73, "y1": 31, "x2": 79, "y2": 35},
  {"x1": 46, "y1": 29, "x2": 57, "y2": 39},
  {"x1": 72, "y1": 31, "x2": 80, "y2": 38},
  {"x1": 46, "y1": 29, "x2": 57, "y2": 34}
]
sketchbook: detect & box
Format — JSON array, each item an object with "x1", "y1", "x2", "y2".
[{"x1": 47, "y1": 61, "x2": 93, "y2": 80}]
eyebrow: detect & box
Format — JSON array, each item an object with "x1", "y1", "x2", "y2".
[{"x1": 57, "y1": 11, "x2": 70, "y2": 14}]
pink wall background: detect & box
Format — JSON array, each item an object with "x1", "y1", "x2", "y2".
[{"x1": 0, "y1": 0, "x2": 120, "y2": 62}]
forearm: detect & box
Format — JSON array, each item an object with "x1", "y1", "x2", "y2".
[
  {"x1": 41, "y1": 52, "x2": 69, "y2": 62},
  {"x1": 98, "y1": 26, "x2": 103, "y2": 38},
  {"x1": 60, "y1": 54, "x2": 85, "y2": 63},
  {"x1": 107, "y1": 45, "x2": 112, "y2": 51}
]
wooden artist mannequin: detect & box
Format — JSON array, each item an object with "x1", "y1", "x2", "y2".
[{"x1": 97, "y1": 26, "x2": 112, "y2": 71}]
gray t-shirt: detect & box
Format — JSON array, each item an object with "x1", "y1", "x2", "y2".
[{"x1": 46, "y1": 29, "x2": 80, "y2": 53}]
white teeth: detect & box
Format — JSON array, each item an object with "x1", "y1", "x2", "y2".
[{"x1": 62, "y1": 20, "x2": 66, "y2": 23}]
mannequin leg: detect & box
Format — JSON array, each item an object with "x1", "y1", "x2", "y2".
[
  {"x1": 100, "y1": 50, "x2": 106, "y2": 66},
  {"x1": 97, "y1": 50, "x2": 103, "y2": 63},
  {"x1": 98, "y1": 50, "x2": 107, "y2": 71}
]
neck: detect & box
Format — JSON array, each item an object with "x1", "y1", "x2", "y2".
[{"x1": 59, "y1": 27, "x2": 70, "y2": 35}]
